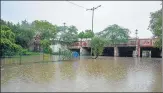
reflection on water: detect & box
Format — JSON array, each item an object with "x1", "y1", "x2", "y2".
[
  {"x1": 1, "y1": 56, "x2": 162, "y2": 92},
  {"x1": 59, "y1": 62, "x2": 76, "y2": 80}
]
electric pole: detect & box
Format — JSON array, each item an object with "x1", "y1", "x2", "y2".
[
  {"x1": 86, "y1": 5, "x2": 101, "y2": 33},
  {"x1": 86, "y1": 5, "x2": 101, "y2": 57}
]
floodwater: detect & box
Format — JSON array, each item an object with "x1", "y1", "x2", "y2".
[{"x1": 1, "y1": 56, "x2": 162, "y2": 92}]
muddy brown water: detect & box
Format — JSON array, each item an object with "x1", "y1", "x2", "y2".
[{"x1": 1, "y1": 56, "x2": 162, "y2": 92}]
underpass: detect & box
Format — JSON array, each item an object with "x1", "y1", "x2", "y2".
[
  {"x1": 140, "y1": 47, "x2": 162, "y2": 58},
  {"x1": 69, "y1": 38, "x2": 162, "y2": 58},
  {"x1": 118, "y1": 47, "x2": 135, "y2": 57},
  {"x1": 102, "y1": 47, "x2": 114, "y2": 56}
]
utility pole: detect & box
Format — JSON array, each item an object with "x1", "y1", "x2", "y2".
[
  {"x1": 87, "y1": 5, "x2": 101, "y2": 56},
  {"x1": 135, "y1": 29, "x2": 138, "y2": 57},
  {"x1": 86, "y1": 5, "x2": 101, "y2": 33}
]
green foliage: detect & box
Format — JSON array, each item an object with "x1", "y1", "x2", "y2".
[
  {"x1": 148, "y1": 8, "x2": 162, "y2": 49},
  {"x1": 16, "y1": 28, "x2": 35, "y2": 48},
  {"x1": 84, "y1": 29, "x2": 94, "y2": 38},
  {"x1": 16, "y1": 20, "x2": 35, "y2": 48},
  {"x1": 0, "y1": 19, "x2": 6, "y2": 25},
  {"x1": 1, "y1": 19, "x2": 35, "y2": 49},
  {"x1": 67, "y1": 25, "x2": 78, "y2": 34},
  {"x1": 21, "y1": 49, "x2": 29, "y2": 55},
  {"x1": 1, "y1": 38, "x2": 22, "y2": 56},
  {"x1": 20, "y1": 49, "x2": 41, "y2": 55},
  {"x1": 78, "y1": 30, "x2": 94, "y2": 41},
  {"x1": 98, "y1": 24, "x2": 130, "y2": 46},
  {"x1": 32, "y1": 20, "x2": 57, "y2": 40},
  {"x1": 78, "y1": 31, "x2": 85, "y2": 39},
  {"x1": 1, "y1": 25, "x2": 15, "y2": 42},
  {"x1": 0, "y1": 19, "x2": 82, "y2": 58},
  {"x1": 78, "y1": 31, "x2": 85, "y2": 47},
  {"x1": 40, "y1": 39, "x2": 52, "y2": 54},
  {"x1": 1, "y1": 26, "x2": 22, "y2": 56},
  {"x1": 90, "y1": 36, "x2": 106, "y2": 58},
  {"x1": 59, "y1": 25, "x2": 78, "y2": 46},
  {"x1": 60, "y1": 49, "x2": 73, "y2": 60}
]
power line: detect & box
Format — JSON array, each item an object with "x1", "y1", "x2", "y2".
[{"x1": 66, "y1": 0, "x2": 87, "y2": 10}]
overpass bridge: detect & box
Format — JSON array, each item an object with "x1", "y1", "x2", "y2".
[{"x1": 68, "y1": 38, "x2": 162, "y2": 58}]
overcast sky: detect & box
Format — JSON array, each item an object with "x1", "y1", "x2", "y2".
[{"x1": 1, "y1": 1, "x2": 162, "y2": 38}]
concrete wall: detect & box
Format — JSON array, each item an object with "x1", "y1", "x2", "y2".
[
  {"x1": 80, "y1": 47, "x2": 90, "y2": 56},
  {"x1": 114, "y1": 47, "x2": 119, "y2": 57},
  {"x1": 50, "y1": 44, "x2": 67, "y2": 53}
]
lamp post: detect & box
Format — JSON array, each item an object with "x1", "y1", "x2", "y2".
[
  {"x1": 63, "y1": 22, "x2": 66, "y2": 31},
  {"x1": 135, "y1": 29, "x2": 138, "y2": 57}
]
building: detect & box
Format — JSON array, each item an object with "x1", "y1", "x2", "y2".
[{"x1": 29, "y1": 34, "x2": 41, "y2": 52}]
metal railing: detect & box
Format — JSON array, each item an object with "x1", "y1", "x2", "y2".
[{"x1": 0, "y1": 50, "x2": 79, "y2": 66}]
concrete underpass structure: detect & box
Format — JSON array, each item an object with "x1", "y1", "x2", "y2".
[{"x1": 69, "y1": 38, "x2": 162, "y2": 58}]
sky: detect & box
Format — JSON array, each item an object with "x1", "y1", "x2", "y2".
[{"x1": 1, "y1": 1, "x2": 162, "y2": 38}]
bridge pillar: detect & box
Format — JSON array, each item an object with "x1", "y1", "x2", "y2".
[
  {"x1": 161, "y1": 50, "x2": 162, "y2": 57},
  {"x1": 138, "y1": 40, "x2": 140, "y2": 57},
  {"x1": 114, "y1": 46, "x2": 119, "y2": 57},
  {"x1": 138, "y1": 47, "x2": 140, "y2": 57},
  {"x1": 80, "y1": 47, "x2": 89, "y2": 56}
]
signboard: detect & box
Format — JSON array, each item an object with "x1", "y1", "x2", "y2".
[
  {"x1": 73, "y1": 42, "x2": 88, "y2": 47},
  {"x1": 139, "y1": 39, "x2": 152, "y2": 46}
]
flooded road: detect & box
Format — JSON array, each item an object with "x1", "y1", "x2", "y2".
[{"x1": 1, "y1": 56, "x2": 162, "y2": 92}]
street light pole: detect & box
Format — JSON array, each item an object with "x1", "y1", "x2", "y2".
[
  {"x1": 135, "y1": 29, "x2": 138, "y2": 57},
  {"x1": 63, "y1": 22, "x2": 66, "y2": 32},
  {"x1": 86, "y1": 5, "x2": 101, "y2": 33}
]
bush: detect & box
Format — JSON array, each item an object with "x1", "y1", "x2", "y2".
[
  {"x1": 21, "y1": 49, "x2": 28, "y2": 55},
  {"x1": 1, "y1": 38, "x2": 22, "y2": 56},
  {"x1": 21, "y1": 49, "x2": 35, "y2": 55},
  {"x1": 43, "y1": 47, "x2": 52, "y2": 54},
  {"x1": 41, "y1": 39, "x2": 52, "y2": 54},
  {"x1": 60, "y1": 50, "x2": 73, "y2": 60}
]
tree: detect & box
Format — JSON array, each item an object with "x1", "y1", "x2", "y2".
[
  {"x1": 31, "y1": 20, "x2": 57, "y2": 40},
  {"x1": 31, "y1": 20, "x2": 57, "y2": 53},
  {"x1": 90, "y1": 36, "x2": 106, "y2": 59},
  {"x1": 15, "y1": 20, "x2": 35, "y2": 49},
  {"x1": 1, "y1": 25, "x2": 15, "y2": 43},
  {"x1": 15, "y1": 28, "x2": 35, "y2": 49},
  {"x1": 78, "y1": 31, "x2": 85, "y2": 39},
  {"x1": 84, "y1": 29, "x2": 94, "y2": 39},
  {"x1": 40, "y1": 39, "x2": 52, "y2": 54},
  {"x1": 78, "y1": 31, "x2": 85, "y2": 47},
  {"x1": 59, "y1": 25, "x2": 78, "y2": 47},
  {"x1": 1, "y1": 25, "x2": 22, "y2": 56},
  {"x1": 0, "y1": 19, "x2": 35, "y2": 49},
  {"x1": 98, "y1": 24, "x2": 130, "y2": 56},
  {"x1": 0, "y1": 19, "x2": 6, "y2": 25},
  {"x1": 148, "y1": 8, "x2": 162, "y2": 49},
  {"x1": 19, "y1": 20, "x2": 31, "y2": 30}
]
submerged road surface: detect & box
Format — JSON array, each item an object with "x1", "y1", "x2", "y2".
[{"x1": 1, "y1": 56, "x2": 162, "y2": 92}]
